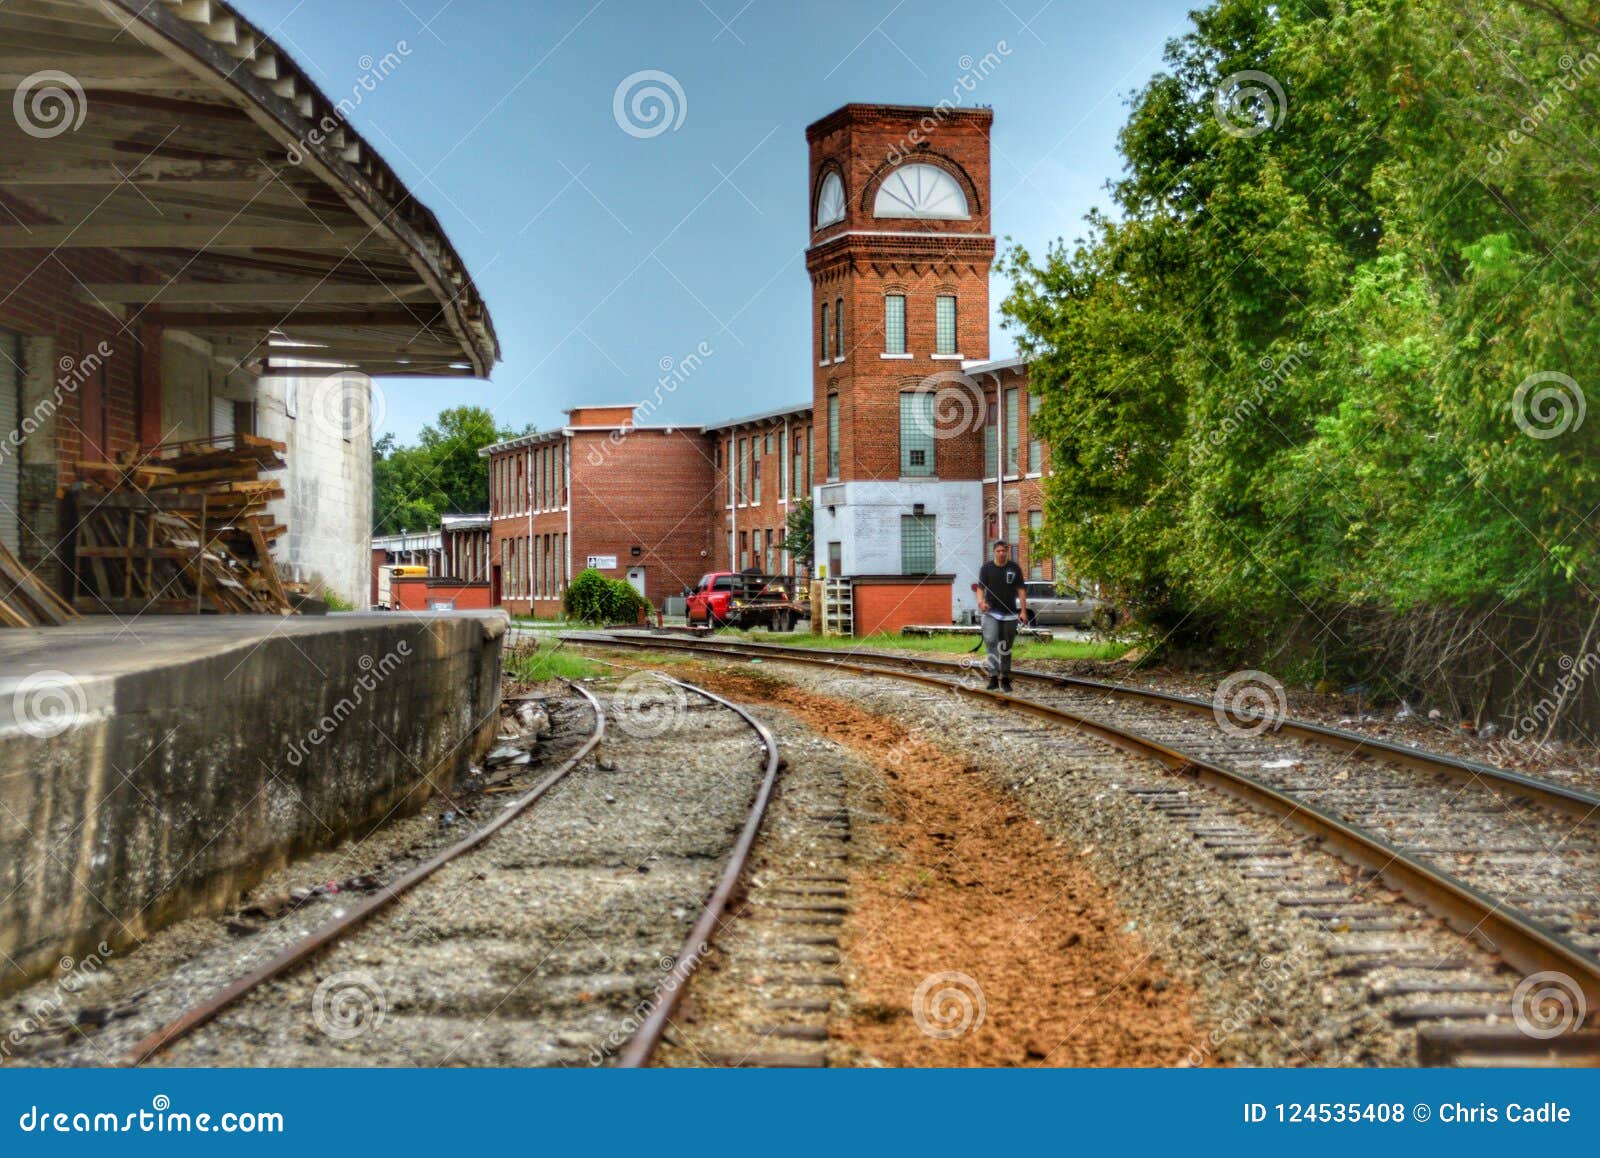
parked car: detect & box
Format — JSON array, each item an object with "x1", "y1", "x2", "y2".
[
  {"x1": 1022, "y1": 580, "x2": 1115, "y2": 629},
  {"x1": 684, "y1": 570, "x2": 803, "y2": 631}
]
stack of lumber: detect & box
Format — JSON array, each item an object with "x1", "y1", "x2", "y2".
[
  {"x1": 71, "y1": 434, "x2": 294, "y2": 616},
  {"x1": 0, "y1": 537, "x2": 78, "y2": 627}
]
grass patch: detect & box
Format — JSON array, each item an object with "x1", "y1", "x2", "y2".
[
  {"x1": 722, "y1": 629, "x2": 1132, "y2": 662},
  {"x1": 504, "y1": 640, "x2": 602, "y2": 683}
]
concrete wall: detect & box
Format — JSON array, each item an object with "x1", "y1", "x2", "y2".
[
  {"x1": 257, "y1": 372, "x2": 376, "y2": 609},
  {"x1": 0, "y1": 612, "x2": 506, "y2": 995},
  {"x1": 813, "y1": 478, "x2": 983, "y2": 617}
]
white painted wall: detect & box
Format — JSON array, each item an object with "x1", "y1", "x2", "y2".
[
  {"x1": 255, "y1": 371, "x2": 374, "y2": 609},
  {"x1": 812, "y1": 479, "x2": 984, "y2": 618}
]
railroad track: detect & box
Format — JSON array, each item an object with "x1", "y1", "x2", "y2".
[
  {"x1": 4, "y1": 673, "x2": 779, "y2": 1068},
  {"x1": 564, "y1": 629, "x2": 1600, "y2": 1064}
]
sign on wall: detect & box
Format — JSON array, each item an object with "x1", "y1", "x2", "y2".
[{"x1": 586, "y1": 554, "x2": 618, "y2": 570}]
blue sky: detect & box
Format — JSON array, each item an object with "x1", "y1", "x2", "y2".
[{"x1": 239, "y1": 0, "x2": 1199, "y2": 443}]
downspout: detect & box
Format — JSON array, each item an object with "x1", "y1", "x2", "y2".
[
  {"x1": 781, "y1": 415, "x2": 790, "y2": 574},
  {"x1": 526, "y1": 445, "x2": 534, "y2": 612},
  {"x1": 564, "y1": 436, "x2": 572, "y2": 603}
]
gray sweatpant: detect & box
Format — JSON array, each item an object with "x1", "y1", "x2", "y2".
[{"x1": 981, "y1": 614, "x2": 1019, "y2": 679}]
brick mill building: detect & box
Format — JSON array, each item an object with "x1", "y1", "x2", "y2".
[{"x1": 483, "y1": 103, "x2": 1052, "y2": 625}]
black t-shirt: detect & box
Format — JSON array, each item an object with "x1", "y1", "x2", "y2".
[{"x1": 977, "y1": 560, "x2": 1025, "y2": 615}]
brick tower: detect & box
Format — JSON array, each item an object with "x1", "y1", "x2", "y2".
[{"x1": 805, "y1": 103, "x2": 996, "y2": 615}]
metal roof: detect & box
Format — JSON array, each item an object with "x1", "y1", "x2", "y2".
[{"x1": 0, "y1": 0, "x2": 498, "y2": 378}]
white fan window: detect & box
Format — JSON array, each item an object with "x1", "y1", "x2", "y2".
[
  {"x1": 815, "y1": 171, "x2": 845, "y2": 228},
  {"x1": 873, "y1": 163, "x2": 968, "y2": 219}
]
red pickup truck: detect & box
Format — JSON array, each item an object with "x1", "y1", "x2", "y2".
[{"x1": 684, "y1": 570, "x2": 803, "y2": 631}]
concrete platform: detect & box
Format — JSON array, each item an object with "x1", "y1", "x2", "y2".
[{"x1": 0, "y1": 611, "x2": 508, "y2": 994}]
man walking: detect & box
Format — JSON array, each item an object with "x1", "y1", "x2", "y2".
[{"x1": 975, "y1": 540, "x2": 1027, "y2": 691}]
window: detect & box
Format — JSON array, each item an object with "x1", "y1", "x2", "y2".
[
  {"x1": 792, "y1": 433, "x2": 804, "y2": 497},
  {"x1": 739, "y1": 530, "x2": 749, "y2": 570},
  {"x1": 765, "y1": 432, "x2": 773, "y2": 455},
  {"x1": 1028, "y1": 394, "x2": 1043, "y2": 473},
  {"x1": 816, "y1": 170, "x2": 846, "y2": 228},
  {"x1": 726, "y1": 439, "x2": 734, "y2": 504},
  {"x1": 820, "y1": 301, "x2": 830, "y2": 362},
  {"x1": 1028, "y1": 510, "x2": 1044, "y2": 578},
  {"x1": 804, "y1": 426, "x2": 813, "y2": 492},
  {"x1": 765, "y1": 529, "x2": 775, "y2": 572},
  {"x1": 873, "y1": 163, "x2": 969, "y2": 219},
  {"x1": 828, "y1": 540, "x2": 842, "y2": 577},
  {"x1": 884, "y1": 295, "x2": 906, "y2": 354},
  {"x1": 901, "y1": 514, "x2": 936, "y2": 574},
  {"x1": 935, "y1": 295, "x2": 957, "y2": 354},
  {"x1": 899, "y1": 392, "x2": 935, "y2": 477},
  {"x1": 835, "y1": 296, "x2": 844, "y2": 358},
  {"x1": 1006, "y1": 512, "x2": 1020, "y2": 563},
  {"x1": 1004, "y1": 387, "x2": 1019, "y2": 475},
  {"x1": 738, "y1": 436, "x2": 748, "y2": 503},
  {"x1": 780, "y1": 429, "x2": 789, "y2": 498},
  {"x1": 752, "y1": 452, "x2": 762, "y2": 504},
  {"x1": 984, "y1": 400, "x2": 998, "y2": 478},
  {"x1": 827, "y1": 395, "x2": 840, "y2": 478}
]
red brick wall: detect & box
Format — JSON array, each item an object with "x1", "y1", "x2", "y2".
[
  {"x1": 806, "y1": 105, "x2": 996, "y2": 485},
  {"x1": 392, "y1": 578, "x2": 493, "y2": 611},
  {"x1": 853, "y1": 576, "x2": 954, "y2": 636},
  {"x1": 711, "y1": 413, "x2": 812, "y2": 575},
  {"x1": 0, "y1": 248, "x2": 147, "y2": 484},
  {"x1": 568, "y1": 427, "x2": 715, "y2": 607},
  {"x1": 979, "y1": 366, "x2": 1053, "y2": 578}
]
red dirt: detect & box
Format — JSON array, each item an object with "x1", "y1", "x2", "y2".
[{"x1": 681, "y1": 663, "x2": 1209, "y2": 1067}]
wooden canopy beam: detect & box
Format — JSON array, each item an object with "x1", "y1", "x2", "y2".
[
  {"x1": 77, "y1": 282, "x2": 435, "y2": 304},
  {"x1": 0, "y1": 158, "x2": 297, "y2": 185},
  {"x1": 153, "y1": 308, "x2": 444, "y2": 328},
  {"x1": 0, "y1": 224, "x2": 375, "y2": 249}
]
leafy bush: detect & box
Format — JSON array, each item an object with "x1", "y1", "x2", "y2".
[{"x1": 563, "y1": 568, "x2": 651, "y2": 624}]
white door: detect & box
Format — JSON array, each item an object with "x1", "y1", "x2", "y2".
[
  {"x1": 0, "y1": 330, "x2": 20, "y2": 551},
  {"x1": 626, "y1": 566, "x2": 646, "y2": 598}
]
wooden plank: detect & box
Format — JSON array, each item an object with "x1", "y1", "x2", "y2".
[
  {"x1": 0, "y1": 225, "x2": 376, "y2": 249},
  {"x1": 76, "y1": 282, "x2": 433, "y2": 304}
]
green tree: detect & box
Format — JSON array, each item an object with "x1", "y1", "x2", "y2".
[
  {"x1": 1001, "y1": 0, "x2": 1600, "y2": 725},
  {"x1": 785, "y1": 497, "x2": 814, "y2": 568},
  {"x1": 372, "y1": 406, "x2": 522, "y2": 535}
]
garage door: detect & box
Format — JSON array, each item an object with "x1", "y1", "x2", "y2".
[{"x1": 0, "y1": 329, "x2": 20, "y2": 551}]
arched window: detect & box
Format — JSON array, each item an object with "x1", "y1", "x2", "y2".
[
  {"x1": 815, "y1": 171, "x2": 845, "y2": 228},
  {"x1": 873, "y1": 163, "x2": 969, "y2": 219}
]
